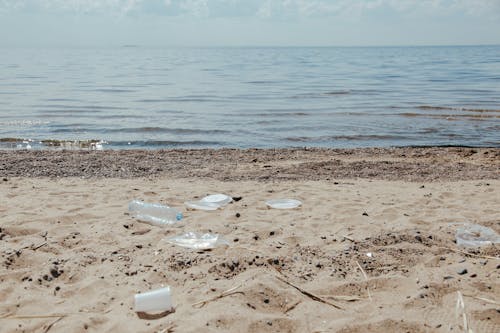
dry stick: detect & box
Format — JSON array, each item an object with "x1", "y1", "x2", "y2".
[
  {"x1": 463, "y1": 294, "x2": 500, "y2": 306},
  {"x1": 2, "y1": 314, "x2": 68, "y2": 320},
  {"x1": 325, "y1": 295, "x2": 363, "y2": 302},
  {"x1": 275, "y1": 275, "x2": 343, "y2": 310},
  {"x1": 437, "y1": 246, "x2": 499, "y2": 260},
  {"x1": 355, "y1": 261, "x2": 372, "y2": 301},
  {"x1": 284, "y1": 301, "x2": 301, "y2": 314},
  {"x1": 456, "y1": 291, "x2": 471, "y2": 333},
  {"x1": 191, "y1": 284, "x2": 243, "y2": 308},
  {"x1": 342, "y1": 235, "x2": 355, "y2": 242},
  {"x1": 33, "y1": 242, "x2": 47, "y2": 251},
  {"x1": 43, "y1": 316, "x2": 64, "y2": 333}
]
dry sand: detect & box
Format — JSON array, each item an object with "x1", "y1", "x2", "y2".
[{"x1": 0, "y1": 148, "x2": 499, "y2": 332}]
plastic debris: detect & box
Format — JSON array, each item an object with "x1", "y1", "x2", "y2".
[
  {"x1": 165, "y1": 232, "x2": 229, "y2": 250},
  {"x1": 456, "y1": 224, "x2": 500, "y2": 248},
  {"x1": 134, "y1": 287, "x2": 173, "y2": 313},
  {"x1": 129, "y1": 200, "x2": 182, "y2": 227},
  {"x1": 265, "y1": 199, "x2": 302, "y2": 209},
  {"x1": 184, "y1": 201, "x2": 221, "y2": 211},
  {"x1": 201, "y1": 194, "x2": 233, "y2": 206},
  {"x1": 184, "y1": 193, "x2": 232, "y2": 211}
]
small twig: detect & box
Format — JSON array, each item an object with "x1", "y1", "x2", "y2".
[
  {"x1": 33, "y1": 242, "x2": 47, "y2": 251},
  {"x1": 463, "y1": 294, "x2": 500, "y2": 306},
  {"x1": 284, "y1": 301, "x2": 301, "y2": 314},
  {"x1": 437, "y1": 246, "x2": 499, "y2": 260},
  {"x1": 325, "y1": 295, "x2": 363, "y2": 302},
  {"x1": 275, "y1": 275, "x2": 343, "y2": 310},
  {"x1": 2, "y1": 314, "x2": 68, "y2": 319},
  {"x1": 355, "y1": 261, "x2": 372, "y2": 301},
  {"x1": 456, "y1": 291, "x2": 473, "y2": 333},
  {"x1": 43, "y1": 316, "x2": 64, "y2": 333},
  {"x1": 192, "y1": 284, "x2": 243, "y2": 308},
  {"x1": 342, "y1": 235, "x2": 355, "y2": 242}
]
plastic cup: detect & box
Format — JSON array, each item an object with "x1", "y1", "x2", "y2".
[{"x1": 134, "y1": 287, "x2": 172, "y2": 313}]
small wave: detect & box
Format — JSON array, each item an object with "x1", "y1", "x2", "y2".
[
  {"x1": 399, "y1": 112, "x2": 499, "y2": 120},
  {"x1": 31, "y1": 104, "x2": 127, "y2": 110},
  {"x1": 43, "y1": 98, "x2": 82, "y2": 102},
  {"x1": 417, "y1": 105, "x2": 500, "y2": 113},
  {"x1": 245, "y1": 80, "x2": 283, "y2": 84},
  {"x1": 93, "y1": 89, "x2": 136, "y2": 93},
  {"x1": 110, "y1": 140, "x2": 223, "y2": 148},
  {"x1": 0, "y1": 138, "x2": 106, "y2": 150},
  {"x1": 106, "y1": 127, "x2": 229, "y2": 134},
  {"x1": 135, "y1": 99, "x2": 169, "y2": 103},
  {"x1": 286, "y1": 135, "x2": 407, "y2": 142}
]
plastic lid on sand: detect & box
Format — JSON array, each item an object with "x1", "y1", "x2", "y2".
[
  {"x1": 265, "y1": 199, "x2": 302, "y2": 209},
  {"x1": 165, "y1": 232, "x2": 229, "y2": 250},
  {"x1": 184, "y1": 200, "x2": 221, "y2": 211},
  {"x1": 201, "y1": 194, "x2": 233, "y2": 206}
]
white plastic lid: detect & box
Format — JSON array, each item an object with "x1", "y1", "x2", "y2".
[
  {"x1": 201, "y1": 194, "x2": 233, "y2": 206},
  {"x1": 265, "y1": 199, "x2": 302, "y2": 209},
  {"x1": 184, "y1": 200, "x2": 221, "y2": 211}
]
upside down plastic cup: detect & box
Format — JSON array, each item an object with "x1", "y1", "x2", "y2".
[{"x1": 134, "y1": 287, "x2": 172, "y2": 313}]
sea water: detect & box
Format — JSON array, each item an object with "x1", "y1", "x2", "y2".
[{"x1": 0, "y1": 45, "x2": 499, "y2": 149}]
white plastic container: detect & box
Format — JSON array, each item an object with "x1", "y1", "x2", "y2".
[
  {"x1": 201, "y1": 194, "x2": 232, "y2": 206},
  {"x1": 265, "y1": 199, "x2": 302, "y2": 209},
  {"x1": 134, "y1": 287, "x2": 173, "y2": 313},
  {"x1": 128, "y1": 200, "x2": 182, "y2": 227}
]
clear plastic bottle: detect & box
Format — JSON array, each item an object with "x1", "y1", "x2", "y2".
[{"x1": 128, "y1": 200, "x2": 183, "y2": 227}]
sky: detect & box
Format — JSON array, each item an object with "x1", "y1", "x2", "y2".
[{"x1": 1, "y1": 0, "x2": 499, "y2": 47}]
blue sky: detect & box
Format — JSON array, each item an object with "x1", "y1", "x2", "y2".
[{"x1": 1, "y1": 0, "x2": 499, "y2": 47}]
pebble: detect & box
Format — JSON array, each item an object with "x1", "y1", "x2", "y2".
[{"x1": 457, "y1": 268, "x2": 468, "y2": 275}]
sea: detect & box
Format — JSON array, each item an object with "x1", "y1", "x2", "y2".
[{"x1": 0, "y1": 45, "x2": 499, "y2": 150}]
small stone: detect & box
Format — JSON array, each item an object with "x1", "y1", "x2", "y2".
[
  {"x1": 235, "y1": 213, "x2": 241, "y2": 218},
  {"x1": 232, "y1": 196, "x2": 242, "y2": 202},
  {"x1": 263, "y1": 298, "x2": 269, "y2": 304},
  {"x1": 50, "y1": 268, "x2": 60, "y2": 278},
  {"x1": 415, "y1": 235, "x2": 423, "y2": 243},
  {"x1": 269, "y1": 231, "x2": 275, "y2": 236},
  {"x1": 470, "y1": 273, "x2": 477, "y2": 278},
  {"x1": 2, "y1": 178, "x2": 8, "y2": 182},
  {"x1": 362, "y1": 212, "x2": 369, "y2": 216},
  {"x1": 457, "y1": 268, "x2": 468, "y2": 275},
  {"x1": 233, "y1": 238, "x2": 239, "y2": 242}
]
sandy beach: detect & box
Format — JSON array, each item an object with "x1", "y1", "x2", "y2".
[{"x1": 0, "y1": 148, "x2": 499, "y2": 332}]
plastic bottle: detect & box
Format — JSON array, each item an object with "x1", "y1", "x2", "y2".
[{"x1": 128, "y1": 200, "x2": 183, "y2": 227}]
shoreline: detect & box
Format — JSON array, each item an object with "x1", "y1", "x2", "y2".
[{"x1": 1, "y1": 147, "x2": 499, "y2": 181}]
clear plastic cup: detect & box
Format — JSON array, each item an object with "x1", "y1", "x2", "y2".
[{"x1": 134, "y1": 287, "x2": 172, "y2": 313}]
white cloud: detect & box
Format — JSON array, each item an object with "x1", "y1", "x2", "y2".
[{"x1": 1, "y1": 0, "x2": 499, "y2": 19}]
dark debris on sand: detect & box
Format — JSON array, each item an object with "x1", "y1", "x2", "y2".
[{"x1": 0, "y1": 147, "x2": 498, "y2": 181}]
